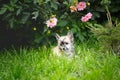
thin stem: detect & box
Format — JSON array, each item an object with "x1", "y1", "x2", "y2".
[{"x1": 105, "y1": 5, "x2": 112, "y2": 25}]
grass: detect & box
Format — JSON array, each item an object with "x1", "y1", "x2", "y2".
[{"x1": 0, "y1": 43, "x2": 120, "y2": 80}]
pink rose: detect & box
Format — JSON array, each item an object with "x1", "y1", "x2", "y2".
[
  {"x1": 76, "y1": 2, "x2": 86, "y2": 11},
  {"x1": 81, "y1": 12, "x2": 92, "y2": 22},
  {"x1": 46, "y1": 17, "x2": 57, "y2": 28},
  {"x1": 85, "y1": 12, "x2": 92, "y2": 19}
]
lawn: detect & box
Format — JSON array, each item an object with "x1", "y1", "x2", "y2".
[{"x1": 0, "y1": 43, "x2": 120, "y2": 80}]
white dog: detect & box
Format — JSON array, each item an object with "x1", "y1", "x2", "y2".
[{"x1": 53, "y1": 31, "x2": 75, "y2": 58}]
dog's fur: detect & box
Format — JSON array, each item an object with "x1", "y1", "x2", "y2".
[{"x1": 53, "y1": 31, "x2": 75, "y2": 58}]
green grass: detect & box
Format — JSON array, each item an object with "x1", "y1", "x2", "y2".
[{"x1": 0, "y1": 43, "x2": 120, "y2": 80}]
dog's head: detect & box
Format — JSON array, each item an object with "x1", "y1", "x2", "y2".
[{"x1": 55, "y1": 31, "x2": 74, "y2": 51}]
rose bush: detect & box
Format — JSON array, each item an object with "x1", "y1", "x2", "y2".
[{"x1": 0, "y1": 0, "x2": 120, "y2": 48}]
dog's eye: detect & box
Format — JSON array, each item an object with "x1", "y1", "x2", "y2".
[
  {"x1": 65, "y1": 42, "x2": 68, "y2": 44},
  {"x1": 60, "y1": 42, "x2": 64, "y2": 46}
]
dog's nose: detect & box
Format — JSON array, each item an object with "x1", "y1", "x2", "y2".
[{"x1": 63, "y1": 48, "x2": 65, "y2": 50}]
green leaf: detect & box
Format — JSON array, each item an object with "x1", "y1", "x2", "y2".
[
  {"x1": 34, "y1": 34, "x2": 44, "y2": 43},
  {"x1": 72, "y1": 24, "x2": 78, "y2": 28},
  {"x1": 45, "y1": 0, "x2": 50, "y2": 3},
  {"x1": 101, "y1": 0, "x2": 111, "y2": 5},
  {"x1": 111, "y1": 6, "x2": 120, "y2": 12},
  {"x1": 94, "y1": 12, "x2": 100, "y2": 18},
  {"x1": 63, "y1": 1, "x2": 68, "y2": 5},
  {"x1": 33, "y1": 0, "x2": 43, "y2": 5},
  {"x1": 9, "y1": 18, "x2": 14, "y2": 28},
  {"x1": 0, "y1": 8, "x2": 7, "y2": 15},
  {"x1": 32, "y1": 11, "x2": 39, "y2": 20},
  {"x1": 71, "y1": 28, "x2": 77, "y2": 33},
  {"x1": 8, "y1": 7, "x2": 14, "y2": 12},
  {"x1": 96, "y1": 7, "x2": 105, "y2": 12},
  {"x1": 16, "y1": 8, "x2": 21, "y2": 16},
  {"x1": 70, "y1": 0, "x2": 78, "y2": 5},
  {"x1": 21, "y1": 12, "x2": 30, "y2": 24},
  {"x1": 11, "y1": 0, "x2": 18, "y2": 4},
  {"x1": 57, "y1": 20, "x2": 68, "y2": 27},
  {"x1": 50, "y1": 2, "x2": 58, "y2": 10},
  {"x1": 77, "y1": 32, "x2": 85, "y2": 42}
]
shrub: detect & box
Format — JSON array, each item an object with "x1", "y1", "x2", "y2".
[
  {"x1": 88, "y1": 22, "x2": 120, "y2": 54},
  {"x1": 88, "y1": 4, "x2": 120, "y2": 56},
  {"x1": 0, "y1": 0, "x2": 93, "y2": 47},
  {"x1": 0, "y1": 0, "x2": 120, "y2": 48}
]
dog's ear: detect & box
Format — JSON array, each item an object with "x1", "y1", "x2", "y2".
[
  {"x1": 55, "y1": 33, "x2": 60, "y2": 40},
  {"x1": 67, "y1": 31, "x2": 74, "y2": 42}
]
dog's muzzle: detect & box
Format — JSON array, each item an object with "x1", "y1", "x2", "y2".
[{"x1": 60, "y1": 41, "x2": 69, "y2": 51}]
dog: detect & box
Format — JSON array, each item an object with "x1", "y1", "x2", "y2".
[{"x1": 52, "y1": 31, "x2": 75, "y2": 58}]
